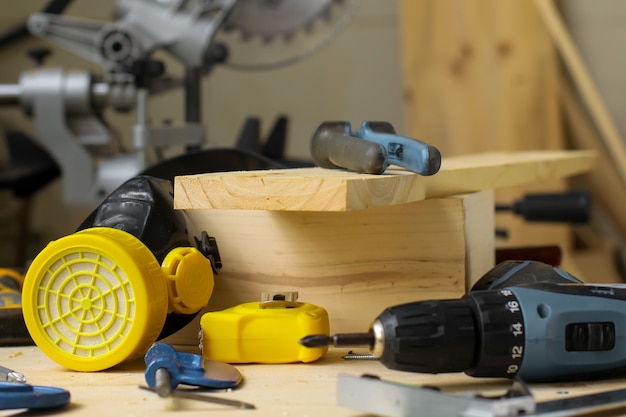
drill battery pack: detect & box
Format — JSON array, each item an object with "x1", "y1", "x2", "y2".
[{"x1": 200, "y1": 292, "x2": 329, "y2": 364}]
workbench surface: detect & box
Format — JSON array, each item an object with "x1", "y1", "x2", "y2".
[{"x1": 1, "y1": 345, "x2": 626, "y2": 416}]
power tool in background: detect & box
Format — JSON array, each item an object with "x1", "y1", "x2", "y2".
[
  {"x1": 301, "y1": 260, "x2": 626, "y2": 381},
  {"x1": 21, "y1": 175, "x2": 221, "y2": 372},
  {"x1": 0, "y1": 0, "x2": 357, "y2": 206}
]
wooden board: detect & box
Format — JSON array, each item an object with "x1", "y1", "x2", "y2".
[
  {"x1": 533, "y1": 0, "x2": 626, "y2": 189},
  {"x1": 174, "y1": 150, "x2": 595, "y2": 211},
  {"x1": 561, "y1": 77, "x2": 626, "y2": 240}
]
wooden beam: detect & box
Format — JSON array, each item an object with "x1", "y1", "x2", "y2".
[
  {"x1": 174, "y1": 150, "x2": 596, "y2": 211},
  {"x1": 560, "y1": 78, "x2": 626, "y2": 239},
  {"x1": 533, "y1": 0, "x2": 626, "y2": 189}
]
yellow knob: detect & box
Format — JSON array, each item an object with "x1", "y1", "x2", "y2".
[{"x1": 161, "y1": 247, "x2": 215, "y2": 315}]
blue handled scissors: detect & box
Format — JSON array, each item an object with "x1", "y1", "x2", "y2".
[{"x1": 0, "y1": 381, "x2": 70, "y2": 410}]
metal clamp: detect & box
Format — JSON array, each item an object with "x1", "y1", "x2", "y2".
[
  {"x1": 310, "y1": 121, "x2": 442, "y2": 175},
  {"x1": 338, "y1": 374, "x2": 626, "y2": 417}
]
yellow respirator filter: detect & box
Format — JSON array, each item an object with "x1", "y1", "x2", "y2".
[{"x1": 22, "y1": 227, "x2": 214, "y2": 371}]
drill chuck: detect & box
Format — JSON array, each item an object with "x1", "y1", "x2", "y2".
[
  {"x1": 374, "y1": 290, "x2": 527, "y2": 378},
  {"x1": 373, "y1": 299, "x2": 477, "y2": 373}
]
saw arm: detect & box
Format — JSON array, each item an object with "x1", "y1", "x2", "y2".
[
  {"x1": 0, "y1": 0, "x2": 356, "y2": 205},
  {"x1": 28, "y1": 0, "x2": 237, "y2": 73}
]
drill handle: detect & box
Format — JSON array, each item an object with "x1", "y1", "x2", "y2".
[{"x1": 471, "y1": 260, "x2": 582, "y2": 292}]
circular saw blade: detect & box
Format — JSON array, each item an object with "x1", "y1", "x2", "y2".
[{"x1": 223, "y1": 0, "x2": 340, "y2": 41}]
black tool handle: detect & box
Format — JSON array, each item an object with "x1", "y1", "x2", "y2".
[
  {"x1": 310, "y1": 121, "x2": 387, "y2": 174},
  {"x1": 497, "y1": 191, "x2": 591, "y2": 223},
  {"x1": 376, "y1": 299, "x2": 476, "y2": 373}
]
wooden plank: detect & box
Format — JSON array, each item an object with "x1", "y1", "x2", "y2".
[
  {"x1": 560, "y1": 77, "x2": 626, "y2": 240},
  {"x1": 534, "y1": 0, "x2": 626, "y2": 190},
  {"x1": 175, "y1": 166, "x2": 426, "y2": 211},
  {"x1": 174, "y1": 150, "x2": 595, "y2": 211}
]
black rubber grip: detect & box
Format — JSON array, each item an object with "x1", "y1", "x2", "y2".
[
  {"x1": 377, "y1": 299, "x2": 477, "y2": 373},
  {"x1": 310, "y1": 121, "x2": 387, "y2": 174},
  {"x1": 509, "y1": 191, "x2": 591, "y2": 223}
]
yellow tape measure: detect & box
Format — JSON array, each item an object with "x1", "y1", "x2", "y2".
[{"x1": 200, "y1": 292, "x2": 330, "y2": 364}]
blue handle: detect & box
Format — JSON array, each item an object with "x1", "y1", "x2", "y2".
[
  {"x1": 144, "y1": 343, "x2": 242, "y2": 392},
  {"x1": 355, "y1": 121, "x2": 441, "y2": 176},
  {"x1": 0, "y1": 382, "x2": 70, "y2": 410}
]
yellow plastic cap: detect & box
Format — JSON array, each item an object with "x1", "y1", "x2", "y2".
[
  {"x1": 22, "y1": 227, "x2": 169, "y2": 372},
  {"x1": 161, "y1": 247, "x2": 215, "y2": 315}
]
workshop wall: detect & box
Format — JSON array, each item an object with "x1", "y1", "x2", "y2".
[
  {"x1": 0, "y1": 1, "x2": 405, "y2": 266},
  {"x1": 560, "y1": 0, "x2": 626, "y2": 255},
  {"x1": 562, "y1": 0, "x2": 626, "y2": 150}
]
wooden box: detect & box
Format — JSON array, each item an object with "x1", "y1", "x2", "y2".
[{"x1": 169, "y1": 151, "x2": 594, "y2": 339}]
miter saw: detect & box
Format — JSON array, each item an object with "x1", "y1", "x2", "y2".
[{"x1": 0, "y1": 0, "x2": 355, "y2": 205}]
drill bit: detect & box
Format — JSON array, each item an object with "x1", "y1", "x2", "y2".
[{"x1": 299, "y1": 332, "x2": 374, "y2": 348}]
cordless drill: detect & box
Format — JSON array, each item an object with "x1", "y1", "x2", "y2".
[{"x1": 300, "y1": 260, "x2": 626, "y2": 381}]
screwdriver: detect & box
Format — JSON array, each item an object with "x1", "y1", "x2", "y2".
[{"x1": 300, "y1": 260, "x2": 626, "y2": 381}]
